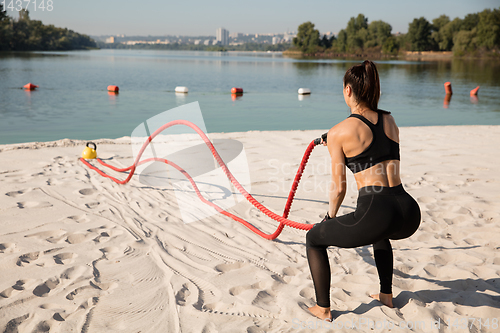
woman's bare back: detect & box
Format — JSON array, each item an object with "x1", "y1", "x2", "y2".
[{"x1": 338, "y1": 110, "x2": 402, "y2": 189}]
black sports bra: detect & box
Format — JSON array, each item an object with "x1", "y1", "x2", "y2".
[{"x1": 344, "y1": 111, "x2": 400, "y2": 174}]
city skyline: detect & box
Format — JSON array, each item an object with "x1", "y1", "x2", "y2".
[
  {"x1": 1, "y1": 0, "x2": 498, "y2": 37},
  {"x1": 216, "y1": 27, "x2": 229, "y2": 45}
]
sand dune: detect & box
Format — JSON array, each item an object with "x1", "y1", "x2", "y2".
[{"x1": 0, "y1": 126, "x2": 499, "y2": 332}]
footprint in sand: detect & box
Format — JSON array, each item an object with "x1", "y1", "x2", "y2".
[
  {"x1": 17, "y1": 248, "x2": 76, "y2": 267},
  {"x1": 26, "y1": 230, "x2": 67, "y2": 244},
  {"x1": 252, "y1": 289, "x2": 280, "y2": 313},
  {"x1": 201, "y1": 322, "x2": 218, "y2": 333},
  {"x1": 214, "y1": 261, "x2": 246, "y2": 273},
  {"x1": 79, "y1": 188, "x2": 97, "y2": 196},
  {"x1": 282, "y1": 266, "x2": 300, "y2": 276},
  {"x1": 16, "y1": 251, "x2": 42, "y2": 266},
  {"x1": 0, "y1": 279, "x2": 38, "y2": 298},
  {"x1": 0, "y1": 242, "x2": 17, "y2": 253},
  {"x1": 33, "y1": 277, "x2": 60, "y2": 297},
  {"x1": 229, "y1": 285, "x2": 250, "y2": 296},
  {"x1": 2, "y1": 314, "x2": 30, "y2": 332},
  {"x1": 64, "y1": 214, "x2": 90, "y2": 223},
  {"x1": 418, "y1": 196, "x2": 436, "y2": 204},
  {"x1": 480, "y1": 211, "x2": 499, "y2": 220},
  {"x1": 60, "y1": 266, "x2": 88, "y2": 280},
  {"x1": 66, "y1": 233, "x2": 91, "y2": 244},
  {"x1": 53, "y1": 252, "x2": 77, "y2": 265},
  {"x1": 46, "y1": 178, "x2": 64, "y2": 186},
  {"x1": 17, "y1": 201, "x2": 53, "y2": 209},
  {"x1": 85, "y1": 202, "x2": 100, "y2": 209},
  {"x1": 175, "y1": 284, "x2": 192, "y2": 306},
  {"x1": 92, "y1": 232, "x2": 111, "y2": 243},
  {"x1": 33, "y1": 266, "x2": 88, "y2": 298},
  {"x1": 88, "y1": 225, "x2": 121, "y2": 243},
  {"x1": 28, "y1": 224, "x2": 117, "y2": 245},
  {"x1": 65, "y1": 284, "x2": 103, "y2": 305},
  {"x1": 230, "y1": 281, "x2": 266, "y2": 296},
  {"x1": 99, "y1": 246, "x2": 121, "y2": 260},
  {"x1": 5, "y1": 188, "x2": 32, "y2": 197},
  {"x1": 299, "y1": 287, "x2": 315, "y2": 299}
]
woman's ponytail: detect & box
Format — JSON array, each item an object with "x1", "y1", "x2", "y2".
[{"x1": 343, "y1": 60, "x2": 380, "y2": 111}]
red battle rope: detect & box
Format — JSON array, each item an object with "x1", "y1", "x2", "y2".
[{"x1": 80, "y1": 119, "x2": 319, "y2": 240}]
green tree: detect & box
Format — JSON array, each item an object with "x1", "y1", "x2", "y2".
[
  {"x1": 345, "y1": 14, "x2": 368, "y2": 51},
  {"x1": 333, "y1": 29, "x2": 347, "y2": 52},
  {"x1": 346, "y1": 14, "x2": 368, "y2": 35},
  {"x1": 432, "y1": 15, "x2": 450, "y2": 31},
  {"x1": 476, "y1": 8, "x2": 500, "y2": 50},
  {"x1": 319, "y1": 34, "x2": 334, "y2": 49},
  {"x1": 349, "y1": 29, "x2": 368, "y2": 51},
  {"x1": 382, "y1": 36, "x2": 399, "y2": 54},
  {"x1": 3, "y1": 9, "x2": 96, "y2": 51},
  {"x1": 453, "y1": 29, "x2": 477, "y2": 55},
  {"x1": 366, "y1": 20, "x2": 392, "y2": 48},
  {"x1": 407, "y1": 17, "x2": 433, "y2": 51},
  {"x1": 0, "y1": 4, "x2": 12, "y2": 51},
  {"x1": 431, "y1": 15, "x2": 450, "y2": 50},
  {"x1": 0, "y1": 4, "x2": 8, "y2": 22},
  {"x1": 434, "y1": 18, "x2": 463, "y2": 51},
  {"x1": 461, "y1": 13, "x2": 479, "y2": 31},
  {"x1": 293, "y1": 21, "x2": 320, "y2": 54}
]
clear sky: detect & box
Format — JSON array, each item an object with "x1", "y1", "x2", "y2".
[{"x1": 2, "y1": 0, "x2": 499, "y2": 36}]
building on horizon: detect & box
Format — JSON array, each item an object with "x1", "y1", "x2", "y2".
[
  {"x1": 216, "y1": 27, "x2": 229, "y2": 46},
  {"x1": 105, "y1": 36, "x2": 115, "y2": 43},
  {"x1": 283, "y1": 31, "x2": 296, "y2": 43}
]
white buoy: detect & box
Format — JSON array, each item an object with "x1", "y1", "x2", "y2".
[
  {"x1": 298, "y1": 88, "x2": 311, "y2": 95},
  {"x1": 175, "y1": 86, "x2": 189, "y2": 93}
]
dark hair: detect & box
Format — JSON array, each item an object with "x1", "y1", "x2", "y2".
[{"x1": 343, "y1": 60, "x2": 380, "y2": 111}]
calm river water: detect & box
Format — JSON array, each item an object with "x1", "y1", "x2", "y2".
[{"x1": 0, "y1": 50, "x2": 499, "y2": 144}]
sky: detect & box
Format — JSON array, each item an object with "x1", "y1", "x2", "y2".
[{"x1": 2, "y1": 0, "x2": 499, "y2": 36}]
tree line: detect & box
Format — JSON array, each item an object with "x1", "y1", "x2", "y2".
[
  {"x1": 292, "y1": 8, "x2": 500, "y2": 56},
  {"x1": 0, "y1": 7, "x2": 96, "y2": 51}
]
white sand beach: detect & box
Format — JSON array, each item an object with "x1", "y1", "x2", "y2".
[{"x1": 0, "y1": 125, "x2": 500, "y2": 332}]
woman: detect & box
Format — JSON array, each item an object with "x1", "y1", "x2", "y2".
[{"x1": 306, "y1": 60, "x2": 421, "y2": 321}]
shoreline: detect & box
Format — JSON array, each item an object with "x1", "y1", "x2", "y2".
[
  {"x1": 283, "y1": 49, "x2": 500, "y2": 61},
  {"x1": 1, "y1": 124, "x2": 499, "y2": 151}
]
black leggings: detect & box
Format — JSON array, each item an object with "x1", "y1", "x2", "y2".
[{"x1": 306, "y1": 184, "x2": 421, "y2": 308}]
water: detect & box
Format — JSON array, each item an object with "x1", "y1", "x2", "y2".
[{"x1": 1, "y1": 50, "x2": 499, "y2": 144}]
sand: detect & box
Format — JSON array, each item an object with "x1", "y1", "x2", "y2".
[{"x1": 0, "y1": 126, "x2": 499, "y2": 333}]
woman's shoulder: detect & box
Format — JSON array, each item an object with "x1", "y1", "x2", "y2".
[
  {"x1": 327, "y1": 117, "x2": 359, "y2": 143},
  {"x1": 382, "y1": 112, "x2": 398, "y2": 128},
  {"x1": 382, "y1": 113, "x2": 400, "y2": 141}
]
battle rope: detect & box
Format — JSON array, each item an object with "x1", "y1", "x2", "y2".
[{"x1": 80, "y1": 119, "x2": 321, "y2": 240}]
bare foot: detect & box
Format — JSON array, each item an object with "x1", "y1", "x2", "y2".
[
  {"x1": 370, "y1": 293, "x2": 394, "y2": 308},
  {"x1": 308, "y1": 305, "x2": 332, "y2": 321}
]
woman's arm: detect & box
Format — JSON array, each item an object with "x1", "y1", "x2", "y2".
[{"x1": 327, "y1": 126, "x2": 347, "y2": 217}]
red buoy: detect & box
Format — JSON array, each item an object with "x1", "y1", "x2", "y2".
[
  {"x1": 470, "y1": 86, "x2": 480, "y2": 96},
  {"x1": 23, "y1": 83, "x2": 38, "y2": 90},
  {"x1": 443, "y1": 94, "x2": 452, "y2": 109},
  {"x1": 231, "y1": 87, "x2": 243, "y2": 94},
  {"x1": 231, "y1": 94, "x2": 243, "y2": 101},
  {"x1": 107, "y1": 85, "x2": 119, "y2": 93},
  {"x1": 444, "y1": 82, "x2": 452, "y2": 95}
]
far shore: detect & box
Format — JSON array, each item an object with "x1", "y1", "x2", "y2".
[{"x1": 283, "y1": 49, "x2": 500, "y2": 61}]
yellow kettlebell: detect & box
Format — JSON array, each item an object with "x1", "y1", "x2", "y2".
[{"x1": 82, "y1": 142, "x2": 97, "y2": 159}]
